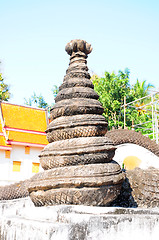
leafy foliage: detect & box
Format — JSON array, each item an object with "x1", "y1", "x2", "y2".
[
  {"x1": 24, "y1": 92, "x2": 48, "y2": 109},
  {"x1": 132, "y1": 79, "x2": 154, "y2": 99},
  {"x1": 0, "y1": 72, "x2": 10, "y2": 101},
  {"x1": 52, "y1": 85, "x2": 59, "y2": 98},
  {"x1": 92, "y1": 69, "x2": 155, "y2": 134},
  {"x1": 24, "y1": 70, "x2": 156, "y2": 139},
  {"x1": 24, "y1": 85, "x2": 60, "y2": 111},
  {"x1": 92, "y1": 69, "x2": 132, "y2": 129}
]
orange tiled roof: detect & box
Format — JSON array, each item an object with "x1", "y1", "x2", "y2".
[
  {"x1": 1, "y1": 102, "x2": 47, "y2": 132},
  {"x1": 0, "y1": 122, "x2": 2, "y2": 132},
  {"x1": 8, "y1": 130, "x2": 48, "y2": 145},
  {"x1": 0, "y1": 102, "x2": 48, "y2": 147},
  {"x1": 0, "y1": 122, "x2": 11, "y2": 149},
  {"x1": 0, "y1": 135, "x2": 8, "y2": 147}
]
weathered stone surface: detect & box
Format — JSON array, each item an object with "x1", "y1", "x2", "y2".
[
  {"x1": 41, "y1": 136, "x2": 114, "y2": 156},
  {"x1": 106, "y1": 129, "x2": 159, "y2": 157},
  {"x1": 46, "y1": 114, "x2": 107, "y2": 142},
  {"x1": 32, "y1": 39, "x2": 125, "y2": 206},
  {"x1": 59, "y1": 78, "x2": 94, "y2": 90},
  {"x1": 50, "y1": 39, "x2": 104, "y2": 123},
  {"x1": 30, "y1": 185, "x2": 122, "y2": 207},
  {"x1": 0, "y1": 180, "x2": 29, "y2": 200},
  {"x1": 47, "y1": 114, "x2": 107, "y2": 130},
  {"x1": 29, "y1": 162, "x2": 124, "y2": 206},
  {"x1": 29, "y1": 161, "x2": 123, "y2": 190},
  {"x1": 40, "y1": 152, "x2": 115, "y2": 170},
  {"x1": 0, "y1": 40, "x2": 125, "y2": 207},
  {"x1": 39, "y1": 137, "x2": 116, "y2": 169},
  {"x1": 46, "y1": 125, "x2": 107, "y2": 142},
  {"x1": 2, "y1": 198, "x2": 159, "y2": 240},
  {"x1": 55, "y1": 87, "x2": 99, "y2": 102},
  {"x1": 50, "y1": 98, "x2": 104, "y2": 120},
  {"x1": 106, "y1": 129, "x2": 159, "y2": 208},
  {"x1": 65, "y1": 39, "x2": 92, "y2": 56},
  {"x1": 126, "y1": 167, "x2": 159, "y2": 208},
  {"x1": 109, "y1": 167, "x2": 159, "y2": 208},
  {"x1": 63, "y1": 70, "x2": 91, "y2": 81}
]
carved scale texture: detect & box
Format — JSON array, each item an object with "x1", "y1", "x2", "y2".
[
  {"x1": 29, "y1": 162, "x2": 124, "y2": 207},
  {"x1": 46, "y1": 114, "x2": 108, "y2": 142},
  {"x1": 106, "y1": 129, "x2": 159, "y2": 157},
  {"x1": 0, "y1": 40, "x2": 125, "y2": 207},
  {"x1": 110, "y1": 168, "x2": 159, "y2": 208}
]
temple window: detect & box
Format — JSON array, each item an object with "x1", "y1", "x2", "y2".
[
  {"x1": 5, "y1": 150, "x2": 11, "y2": 158},
  {"x1": 32, "y1": 162, "x2": 40, "y2": 173},
  {"x1": 13, "y1": 161, "x2": 21, "y2": 172},
  {"x1": 25, "y1": 146, "x2": 30, "y2": 154}
]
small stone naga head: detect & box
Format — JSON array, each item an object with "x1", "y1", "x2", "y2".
[{"x1": 65, "y1": 39, "x2": 93, "y2": 56}]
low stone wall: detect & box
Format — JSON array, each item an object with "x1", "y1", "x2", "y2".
[{"x1": 0, "y1": 197, "x2": 159, "y2": 240}]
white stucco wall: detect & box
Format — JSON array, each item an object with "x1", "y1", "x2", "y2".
[
  {"x1": 1, "y1": 198, "x2": 159, "y2": 240},
  {"x1": 113, "y1": 143, "x2": 159, "y2": 169},
  {"x1": 0, "y1": 145, "x2": 43, "y2": 186}
]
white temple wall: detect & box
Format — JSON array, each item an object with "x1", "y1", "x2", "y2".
[
  {"x1": 113, "y1": 143, "x2": 159, "y2": 170},
  {"x1": 0, "y1": 198, "x2": 159, "y2": 240},
  {"x1": 0, "y1": 145, "x2": 43, "y2": 186}
]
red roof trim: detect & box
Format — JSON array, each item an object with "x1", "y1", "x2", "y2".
[
  {"x1": 6, "y1": 140, "x2": 46, "y2": 148},
  {"x1": 4, "y1": 127, "x2": 46, "y2": 135},
  {"x1": 0, "y1": 145, "x2": 12, "y2": 150},
  {"x1": 2, "y1": 101, "x2": 47, "y2": 111}
]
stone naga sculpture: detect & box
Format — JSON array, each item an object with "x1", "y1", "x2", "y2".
[
  {"x1": 107, "y1": 129, "x2": 159, "y2": 157},
  {"x1": 107, "y1": 129, "x2": 159, "y2": 208},
  {"x1": 28, "y1": 39, "x2": 125, "y2": 206},
  {"x1": 1, "y1": 40, "x2": 159, "y2": 208},
  {"x1": 1, "y1": 128, "x2": 159, "y2": 208}
]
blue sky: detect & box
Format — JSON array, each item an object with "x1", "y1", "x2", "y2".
[{"x1": 0, "y1": 0, "x2": 159, "y2": 106}]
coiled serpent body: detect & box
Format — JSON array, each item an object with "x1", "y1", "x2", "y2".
[{"x1": 1, "y1": 129, "x2": 159, "y2": 208}]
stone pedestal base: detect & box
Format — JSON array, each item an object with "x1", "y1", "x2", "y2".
[{"x1": 0, "y1": 198, "x2": 159, "y2": 240}]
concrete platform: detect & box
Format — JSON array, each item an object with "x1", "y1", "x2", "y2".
[{"x1": 0, "y1": 197, "x2": 159, "y2": 240}]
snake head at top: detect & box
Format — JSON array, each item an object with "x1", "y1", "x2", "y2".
[{"x1": 65, "y1": 39, "x2": 92, "y2": 56}]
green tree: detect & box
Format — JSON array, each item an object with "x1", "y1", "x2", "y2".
[
  {"x1": 52, "y1": 85, "x2": 59, "y2": 98},
  {"x1": 0, "y1": 72, "x2": 11, "y2": 101},
  {"x1": 127, "y1": 80, "x2": 155, "y2": 137},
  {"x1": 92, "y1": 69, "x2": 155, "y2": 132},
  {"x1": 132, "y1": 79, "x2": 154, "y2": 100},
  {"x1": 92, "y1": 69, "x2": 133, "y2": 129},
  {"x1": 24, "y1": 85, "x2": 59, "y2": 110},
  {"x1": 24, "y1": 92, "x2": 48, "y2": 109}
]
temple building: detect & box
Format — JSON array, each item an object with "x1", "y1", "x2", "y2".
[{"x1": 0, "y1": 101, "x2": 48, "y2": 186}]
